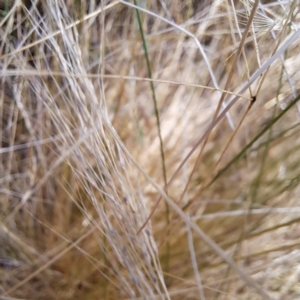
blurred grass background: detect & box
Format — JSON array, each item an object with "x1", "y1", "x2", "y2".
[{"x1": 1, "y1": 0, "x2": 300, "y2": 299}]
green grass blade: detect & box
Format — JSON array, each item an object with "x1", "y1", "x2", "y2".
[
  {"x1": 134, "y1": 0, "x2": 170, "y2": 272},
  {"x1": 208, "y1": 92, "x2": 300, "y2": 187}
]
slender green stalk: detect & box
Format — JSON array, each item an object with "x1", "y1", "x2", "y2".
[
  {"x1": 217, "y1": 66, "x2": 290, "y2": 300},
  {"x1": 243, "y1": 52, "x2": 287, "y2": 238},
  {"x1": 208, "y1": 92, "x2": 300, "y2": 187},
  {"x1": 133, "y1": 0, "x2": 170, "y2": 272}
]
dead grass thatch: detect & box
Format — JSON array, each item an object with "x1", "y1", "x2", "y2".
[{"x1": 1, "y1": 0, "x2": 300, "y2": 299}]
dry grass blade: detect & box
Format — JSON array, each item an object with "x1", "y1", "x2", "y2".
[{"x1": 1, "y1": 0, "x2": 300, "y2": 299}]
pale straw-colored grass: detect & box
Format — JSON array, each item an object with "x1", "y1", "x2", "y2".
[{"x1": 1, "y1": 0, "x2": 300, "y2": 299}]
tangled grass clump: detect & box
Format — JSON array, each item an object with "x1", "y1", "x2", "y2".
[{"x1": 1, "y1": 0, "x2": 300, "y2": 299}]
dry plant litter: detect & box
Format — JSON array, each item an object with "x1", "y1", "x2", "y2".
[{"x1": 1, "y1": 0, "x2": 300, "y2": 299}]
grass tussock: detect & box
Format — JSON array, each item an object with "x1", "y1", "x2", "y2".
[{"x1": 1, "y1": 0, "x2": 300, "y2": 299}]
